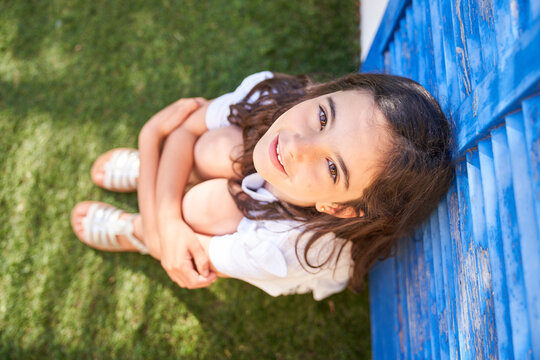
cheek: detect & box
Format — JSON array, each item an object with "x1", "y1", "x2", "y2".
[
  {"x1": 275, "y1": 107, "x2": 311, "y2": 131},
  {"x1": 293, "y1": 168, "x2": 321, "y2": 193},
  {"x1": 252, "y1": 138, "x2": 266, "y2": 170}
]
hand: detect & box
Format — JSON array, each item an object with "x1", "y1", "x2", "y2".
[
  {"x1": 159, "y1": 220, "x2": 217, "y2": 289},
  {"x1": 143, "y1": 97, "x2": 207, "y2": 138}
]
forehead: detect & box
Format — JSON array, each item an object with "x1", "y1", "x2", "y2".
[
  {"x1": 318, "y1": 89, "x2": 378, "y2": 117},
  {"x1": 323, "y1": 90, "x2": 390, "y2": 201}
]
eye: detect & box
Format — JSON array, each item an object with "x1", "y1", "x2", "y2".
[
  {"x1": 319, "y1": 106, "x2": 328, "y2": 130},
  {"x1": 327, "y1": 159, "x2": 338, "y2": 183}
]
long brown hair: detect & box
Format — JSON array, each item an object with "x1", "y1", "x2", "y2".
[{"x1": 227, "y1": 72, "x2": 454, "y2": 292}]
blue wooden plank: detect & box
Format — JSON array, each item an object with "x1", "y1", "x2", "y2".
[
  {"x1": 396, "y1": 235, "x2": 412, "y2": 359},
  {"x1": 429, "y1": 210, "x2": 450, "y2": 360},
  {"x1": 476, "y1": 0, "x2": 497, "y2": 75},
  {"x1": 447, "y1": 0, "x2": 472, "y2": 100},
  {"x1": 455, "y1": 161, "x2": 485, "y2": 359},
  {"x1": 465, "y1": 149, "x2": 497, "y2": 359},
  {"x1": 417, "y1": 0, "x2": 437, "y2": 97},
  {"x1": 411, "y1": 0, "x2": 427, "y2": 88},
  {"x1": 414, "y1": 228, "x2": 432, "y2": 359},
  {"x1": 446, "y1": 178, "x2": 472, "y2": 359},
  {"x1": 398, "y1": 18, "x2": 411, "y2": 78},
  {"x1": 514, "y1": 0, "x2": 530, "y2": 37},
  {"x1": 383, "y1": 49, "x2": 391, "y2": 75},
  {"x1": 439, "y1": 194, "x2": 460, "y2": 360},
  {"x1": 477, "y1": 139, "x2": 514, "y2": 359},
  {"x1": 521, "y1": 95, "x2": 540, "y2": 239},
  {"x1": 369, "y1": 258, "x2": 400, "y2": 360},
  {"x1": 454, "y1": 19, "x2": 540, "y2": 153},
  {"x1": 405, "y1": 231, "x2": 430, "y2": 360},
  {"x1": 438, "y1": 0, "x2": 461, "y2": 110},
  {"x1": 422, "y1": 221, "x2": 441, "y2": 360},
  {"x1": 530, "y1": 0, "x2": 540, "y2": 27},
  {"x1": 404, "y1": 235, "x2": 422, "y2": 358},
  {"x1": 404, "y1": 6, "x2": 418, "y2": 82},
  {"x1": 388, "y1": 40, "x2": 398, "y2": 77},
  {"x1": 362, "y1": 0, "x2": 410, "y2": 72},
  {"x1": 505, "y1": 112, "x2": 540, "y2": 359},
  {"x1": 491, "y1": 126, "x2": 534, "y2": 360},
  {"x1": 426, "y1": 0, "x2": 448, "y2": 110},
  {"x1": 459, "y1": 0, "x2": 485, "y2": 88},
  {"x1": 392, "y1": 26, "x2": 405, "y2": 77},
  {"x1": 492, "y1": 0, "x2": 518, "y2": 61}
]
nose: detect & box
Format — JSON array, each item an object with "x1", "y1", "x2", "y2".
[{"x1": 285, "y1": 132, "x2": 321, "y2": 162}]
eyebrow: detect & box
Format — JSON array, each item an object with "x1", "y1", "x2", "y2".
[{"x1": 327, "y1": 96, "x2": 350, "y2": 190}]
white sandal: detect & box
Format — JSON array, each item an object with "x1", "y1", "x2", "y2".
[
  {"x1": 82, "y1": 202, "x2": 148, "y2": 254},
  {"x1": 99, "y1": 149, "x2": 139, "y2": 192}
]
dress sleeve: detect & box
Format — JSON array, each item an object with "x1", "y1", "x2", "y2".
[
  {"x1": 208, "y1": 218, "x2": 289, "y2": 280},
  {"x1": 205, "y1": 71, "x2": 274, "y2": 130}
]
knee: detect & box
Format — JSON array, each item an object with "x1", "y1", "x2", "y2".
[
  {"x1": 183, "y1": 180, "x2": 227, "y2": 233},
  {"x1": 193, "y1": 127, "x2": 242, "y2": 179},
  {"x1": 182, "y1": 179, "x2": 243, "y2": 235},
  {"x1": 182, "y1": 185, "x2": 208, "y2": 233}
]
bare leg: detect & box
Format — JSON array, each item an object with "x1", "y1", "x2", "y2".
[
  {"x1": 182, "y1": 178, "x2": 244, "y2": 236},
  {"x1": 193, "y1": 126, "x2": 243, "y2": 180}
]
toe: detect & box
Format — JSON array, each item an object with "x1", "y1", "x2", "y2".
[
  {"x1": 90, "y1": 150, "x2": 113, "y2": 187},
  {"x1": 71, "y1": 201, "x2": 93, "y2": 241},
  {"x1": 90, "y1": 167, "x2": 105, "y2": 187}
]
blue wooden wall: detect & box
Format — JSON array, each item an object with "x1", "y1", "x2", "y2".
[{"x1": 364, "y1": 0, "x2": 540, "y2": 358}]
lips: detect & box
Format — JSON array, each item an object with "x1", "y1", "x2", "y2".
[{"x1": 269, "y1": 134, "x2": 287, "y2": 175}]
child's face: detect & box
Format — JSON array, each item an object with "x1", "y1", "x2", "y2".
[{"x1": 253, "y1": 90, "x2": 390, "y2": 212}]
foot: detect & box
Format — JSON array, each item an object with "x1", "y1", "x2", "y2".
[
  {"x1": 91, "y1": 148, "x2": 139, "y2": 192},
  {"x1": 71, "y1": 201, "x2": 147, "y2": 253}
]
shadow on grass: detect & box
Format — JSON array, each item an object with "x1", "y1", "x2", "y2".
[{"x1": 0, "y1": 0, "x2": 367, "y2": 358}]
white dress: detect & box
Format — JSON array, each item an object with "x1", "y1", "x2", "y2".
[{"x1": 205, "y1": 72, "x2": 352, "y2": 300}]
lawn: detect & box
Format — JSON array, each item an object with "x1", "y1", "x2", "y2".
[{"x1": 0, "y1": 1, "x2": 371, "y2": 359}]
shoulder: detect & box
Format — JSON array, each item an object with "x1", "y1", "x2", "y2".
[
  {"x1": 205, "y1": 71, "x2": 274, "y2": 130},
  {"x1": 237, "y1": 71, "x2": 274, "y2": 88}
]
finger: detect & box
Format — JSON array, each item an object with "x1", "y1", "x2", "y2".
[
  {"x1": 192, "y1": 97, "x2": 207, "y2": 106},
  {"x1": 189, "y1": 241, "x2": 211, "y2": 277},
  {"x1": 159, "y1": 98, "x2": 200, "y2": 120},
  {"x1": 170, "y1": 261, "x2": 204, "y2": 289},
  {"x1": 162, "y1": 260, "x2": 188, "y2": 288},
  {"x1": 182, "y1": 269, "x2": 217, "y2": 289},
  {"x1": 191, "y1": 273, "x2": 217, "y2": 289},
  {"x1": 166, "y1": 270, "x2": 186, "y2": 288},
  {"x1": 173, "y1": 98, "x2": 201, "y2": 113}
]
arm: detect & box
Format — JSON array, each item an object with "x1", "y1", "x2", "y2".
[
  {"x1": 154, "y1": 100, "x2": 219, "y2": 288},
  {"x1": 137, "y1": 98, "x2": 206, "y2": 258}
]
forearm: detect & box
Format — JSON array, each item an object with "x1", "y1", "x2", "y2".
[
  {"x1": 136, "y1": 99, "x2": 208, "y2": 245},
  {"x1": 155, "y1": 103, "x2": 210, "y2": 247},
  {"x1": 137, "y1": 124, "x2": 165, "y2": 246},
  {"x1": 156, "y1": 128, "x2": 197, "y2": 234}
]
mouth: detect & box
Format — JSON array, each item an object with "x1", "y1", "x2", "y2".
[{"x1": 269, "y1": 134, "x2": 287, "y2": 175}]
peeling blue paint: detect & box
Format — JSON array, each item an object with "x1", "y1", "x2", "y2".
[{"x1": 366, "y1": 0, "x2": 540, "y2": 359}]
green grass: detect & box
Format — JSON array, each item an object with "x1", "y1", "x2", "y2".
[{"x1": 0, "y1": 1, "x2": 370, "y2": 358}]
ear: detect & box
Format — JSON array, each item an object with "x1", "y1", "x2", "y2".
[{"x1": 316, "y1": 202, "x2": 365, "y2": 219}]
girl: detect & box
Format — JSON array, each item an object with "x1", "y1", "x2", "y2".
[{"x1": 71, "y1": 71, "x2": 453, "y2": 300}]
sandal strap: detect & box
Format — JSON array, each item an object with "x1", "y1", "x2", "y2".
[
  {"x1": 104, "y1": 150, "x2": 139, "y2": 191},
  {"x1": 83, "y1": 203, "x2": 148, "y2": 254},
  {"x1": 122, "y1": 214, "x2": 149, "y2": 254}
]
